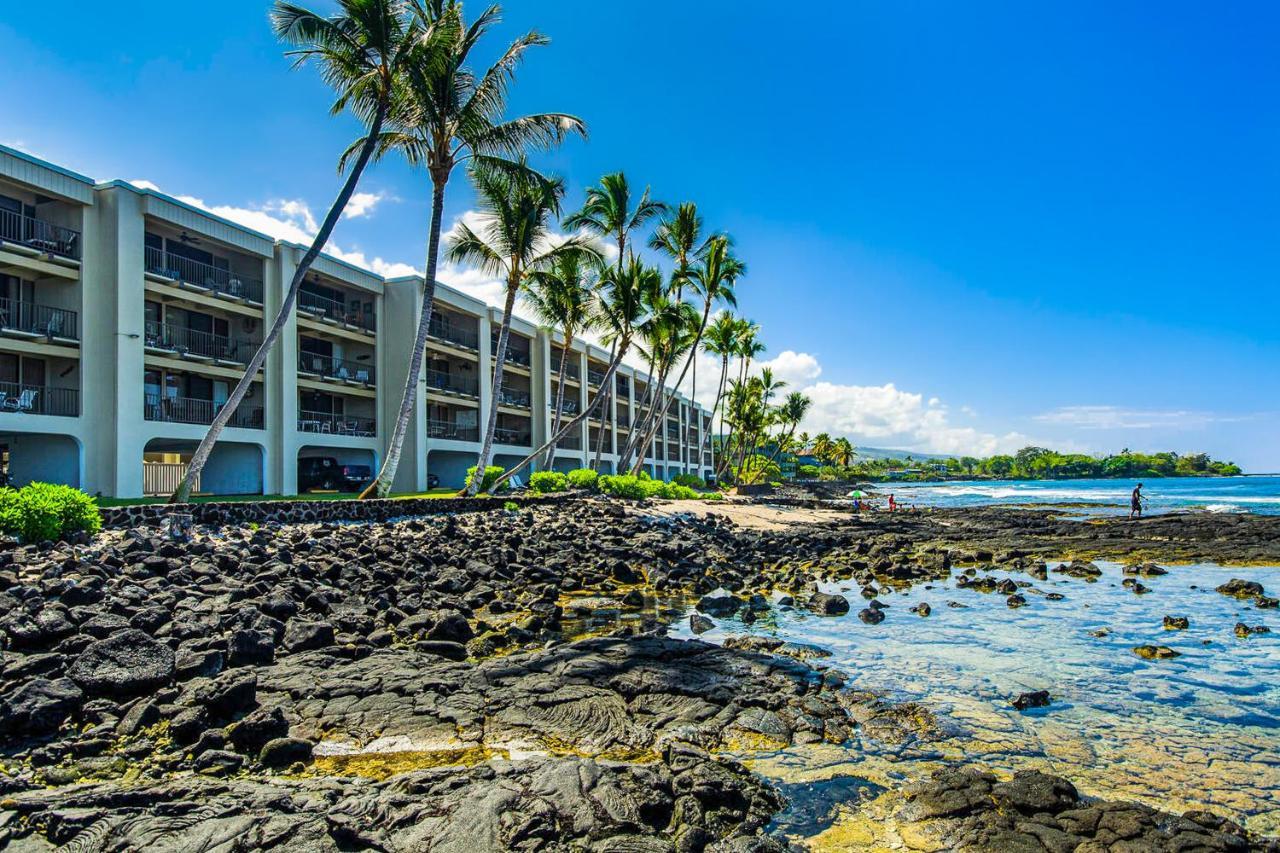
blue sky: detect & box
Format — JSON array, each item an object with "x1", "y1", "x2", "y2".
[{"x1": 3, "y1": 1, "x2": 1277, "y2": 469}]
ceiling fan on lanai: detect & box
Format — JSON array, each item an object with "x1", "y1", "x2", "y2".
[{"x1": 176, "y1": 231, "x2": 202, "y2": 245}]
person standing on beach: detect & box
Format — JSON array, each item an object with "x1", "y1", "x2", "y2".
[
  {"x1": 1130, "y1": 483, "x2": 1144, "y2": 519},
  {"x1": 888, "y1": 494, "x2": 896, "y2": 512}
]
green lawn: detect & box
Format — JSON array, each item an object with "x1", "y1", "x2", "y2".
[{"x1": 97, "y1": 488, "x2": 458, "y2": 508}]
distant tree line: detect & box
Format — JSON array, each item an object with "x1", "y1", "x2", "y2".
[{"x1": 795, "y1": 442, "x2": 1242, "y2": 482}]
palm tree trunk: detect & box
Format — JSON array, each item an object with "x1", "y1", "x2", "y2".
[
  {"x1": 172, "y1": 107, "x2": 386, "y2": 503},
  {"x1": 698, "y1": 355, "x2": 727, "y2": 480},
  {"x1": 628, "y1": 359, "x2": 676, "y2": 475},
  {"x1": 492, "y1": 340, "x2": 630, "y2": 491},
  {"x1": 543, "y1": 335, "x2": 572, "y2": 471},
  {"x1": 465, "y1": 279, "x2": 519, "y2": 495},
  {"x1": 629, "y1": 299, "x2": 711, "y2": 476},
  {"x1": 618, "y1": 361, "x2": 655, "y2": 470},
  {"x1": 360, "y1": 172, "x2": 446, "y2": 499},
  {"x1": 591, "y1": 341, "x2": 615, "y2": 471}
]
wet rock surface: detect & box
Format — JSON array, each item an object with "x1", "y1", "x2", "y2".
[{"x1": 0, "y1": 500, "x2": 1277, "y2": 850}]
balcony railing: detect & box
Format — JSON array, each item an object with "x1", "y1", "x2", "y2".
[
  {"x1": 0, "y1": 298, "x2": 78, "y2": 340},
  {"x1": 425, "y1": 368, "x2": 478, "y2": 397},
  {"x1": 558, "y1": 399, "x2": 579, "y2": 415},
  {"x1": 494, "y1": 427, "x2": 532, "y2": 446},
  {"x1": 499, "y1": 388, "x2": 531, "y2": 408},
  {"x1": 144, "y1": 247, "x2": 263, "y2": 303},
  {"x1": 551, "y1": 355, "x2": 580, "y2": 380},
  {"x1": 298, "y1": 289, "x2": 375, "y2": 332},
  {"x1": 428, "y1": 315, "x2": 479, "y2": 350},
  {"x1": 146, "y1": 321, "x2": 249, "y2": 363},
  {"x1": 297, "y1": 411, "x2": 376, "y2": 437},
  {"x1": 297, "y1": 352, "x2": 375, "y2": 385},
  {"x1": 616, "y1": 412, "x2": 631, "y2": 429},
  {"x1": 492, "y1": 336, "x2": 532, "y2": 367},
  {"x1": 587, "y1": 369, "x2": 606, "y2": 386},
  {"x1": 427, "y1": 419, "x2": 478, "y2": 442},
  {"x1": 144, "y1": 394, "x2": 262, "y2": 429},
  {"x1": 556, "y1": 434, "x2": 582, "y2": 450},
  {"x1": 0, "y1": 209, "x2": 80, "y2": 259},
  {"x1": 0, "y1": 382, "x2": 78, "y2": 417}
]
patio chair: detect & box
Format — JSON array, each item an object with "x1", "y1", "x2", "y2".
[
  {"x1": 3, "y1": 389, "x2": 37, "y2": 413},
  {"x1": 45, "y1": 314, "x2": 63, "y2": 339},
  {"x1": 355, "y1": 369, "x2": 370, "y2": 384}
]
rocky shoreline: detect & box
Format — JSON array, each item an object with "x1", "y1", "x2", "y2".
[{"x1": 1, "y1": 500, "x2": 1277, "y2": 851}]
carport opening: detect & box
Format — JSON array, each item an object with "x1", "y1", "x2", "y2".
[
  {"x1": 143, "y1": 439, "x2": 263, "y2": 497},
  {"x1": 297, "y1": 447, "x2": 376, "y2": 495},
  {"x1": 0, "y1": 432, "x2": 80, "y2": 488}
]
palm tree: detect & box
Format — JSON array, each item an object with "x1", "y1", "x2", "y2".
[
  {"x1": 766, "y1": 391, "x2": 811, "y2": 467},
  {"x1": 564, "y1": 173, "x2": 667, "y2": 275},
  {"x1": 834, "y1": 437, "x2": 855, "y2": 468},
  {"x1": 358, "y1": 0, "x2": 587, "y2": 498},
  {"x1": 491, "y1": 256, "x2": 657, "y2": 490},
  {"x1": 173, "y1": 0, "x2": 418, "y2": 503},
  {"x1": 447, "y1": 159, "x2": 599, "y2": 495},
  {"x1": 630, "y1": 233, "x2": 742, "y2": 470},
  {"x1": 811, "y1": 432, "x2": 834, "y2": 466},
  {"x1": 618, "y1": 288, "x2": 698, "y2": 472},
  {"x1": 698, "y1": 311, "x2": 739, "y2": 474},
  {"x1": 524, "y1": 253, "x2": 597, "y2": 470}
]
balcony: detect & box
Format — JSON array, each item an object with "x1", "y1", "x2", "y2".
[
  {"x1": 428, "y1": 315, "x2": 479, "y2": 351},
  {"x1": 144, "y1": 247, "x2": 263, "y2": 303},
  {"x1": 298, "y1": 290, "x2": 376, "y2": 332},
  {"x1": 297, "y1": 353, "x2": 375, "y2": 385},
  {"x1": 146, "y1": 321, "x2": 249, "y2": 363},
  {"x1": 494, "y1": 426, "x2": 532, "y2": 446},
  {"x1": 297, "y1": 411, "x2": 376, "y2": 437},
  {"x1": 428, "y1": 419, "x2": 478, "y2": 442},
  {"x1": 144, "y1": 394, "x2": 262, "y2": 429},
  {"x1": 0, "y1": 299, "x2": 78, "y2": 341},
  {"x1": 551, "y1": 355, "x2": 580, "y2": 380},
  {"x1": 499, "y1": 388, "x2": 531, "y2": 409},
  {"x1": 558, "y1": 399, "x2": 579, "y2": 415},
  {"x1": 0, "y1": 209, "x2": 80, "y2": 259},
  {"x1": 557, "y1": 434, "x2": 582, "y2": 450},
  {"x1": 587, "y1": 368, "x2": 606, "y2": 387},
  {"x1": 0, "y1": 383, "x2": 78, "y2": 417},
  {"x1": 492, "y1": 334, "x2": 532, "y2": 367},
  {"x1": 425, "y1": 368, "x2": 478, "y2": 398},
  {"x1": 616, "y1": 412, "x2": 631, "y2": 429}
]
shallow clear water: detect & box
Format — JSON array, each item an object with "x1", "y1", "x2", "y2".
[
  {"x1": 672, "y1": 560, "x2": 1280, "y2": 833},
  {"x1": 882, "y1": 475, "x2": 1280, "y2": 515}
]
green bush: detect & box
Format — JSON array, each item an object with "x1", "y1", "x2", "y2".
[
  {"x1": 656, "y1": 483, "x2": 700, "y2": 500},
  {"x1": 701, "y1": 491, "x2": 725, "y2": 501},
  {"x1": 503, "y1": 500, "x2": 519, "y2": 512},
  {"x1": 0, "y1": 483, "x2": 102, "y2": 543},
  {"x1": 598, "y1": 474, "x2": 649, "y2": 500},
  {"x1": 528, "y1": 471, "x2": 568, "y2": 494},
  {"x1": 465, "y1": 465, "x2": 508, "y2": 494},
  {"x1": 797, "y1": 464, "x2": 821, "y2": 479},
  {"x1": 672, "y1": 473, "x2": 705, "y2": 490},
  {"x1": 566, "y1": 468, "x2": 599, "y2": 490}
]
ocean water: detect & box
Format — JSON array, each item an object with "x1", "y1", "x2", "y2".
[
  {"x1": 672, "y1": 560, "x2": 1280, "y2": 835},
  {"x1": 878, "y1": 475, "x2": 1280, "y2": 515}
]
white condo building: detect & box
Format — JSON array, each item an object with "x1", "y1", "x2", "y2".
[{"x1": 0, "y1": 145, "x2": 714, "y2": 498}]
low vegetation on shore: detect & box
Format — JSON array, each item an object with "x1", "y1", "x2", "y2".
[{"x1": 796, "y1": 443, "x2": 1243, "y2": 482}]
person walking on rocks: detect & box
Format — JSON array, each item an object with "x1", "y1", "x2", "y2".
[{"x1": 1130, "y1": 483, "x2": 1145, "y2": 519}]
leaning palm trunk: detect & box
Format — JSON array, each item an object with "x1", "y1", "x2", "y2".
[
  {"x1": 360, "y1": 175, "x2": 446, "y2": 499},
  {"x1": 465, "y1": 281, "x2": 519, "y2": 495},
  {"x1": 491, "y1": 342, "x2": 630, "y2": 491},
  {"x1": 543, "y1": 338, "x2": 573, "y2": 470},
  {"x1": 173, "y1": 109, "x2": 385, "y2": 503},
  {"x1": 629, "y1": 301, "x2": 712, "y2": 475},
  {"x1": 591, "y1": 342, "x2": 615, "y2": 470},
  {"x1": 616, "y1": 362, "x2": 655, "y2": 470},
  {"x1": 699, "y1": 355, "x2": 728, "y2": 480},
  {"x1": 627, "y1": 360, "x2": 677, "y2": 475}
]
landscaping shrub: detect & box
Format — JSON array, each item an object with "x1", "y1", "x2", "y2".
[
  {"x1": 672, "y1": 473, "x2": 705, "y2": 490},
  {"x1": 0, "y1": 483, "x2": 102, "y2": 543},
  {"x1": 528, "y1": 471, "x2": 568, "y2": 494},
  {"x1": 656, "y1": 483, "x2": 700, "y2": 500},
  {"x1": 598, "y1": 474, "x2": 649, "y2": 500},
  {"x1": 701, "y1": 491, "x2": 725, "y2": 501},
  {"x1": 797, "y1": 464, "x2": 821, "y2": 479},
  {"x1": 464, "y1": 465, "x2": 508, "y2": 494},
  {"x1": 566, "y1": 468, "x2": 599, "y2": 491},
  {"x1": 503, "y1": 501, "x2": 520, "y2": 512}
]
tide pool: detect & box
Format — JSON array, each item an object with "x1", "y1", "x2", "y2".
[{"x1": 673, "y1": 559, "x2": 1280, "y2": 835}]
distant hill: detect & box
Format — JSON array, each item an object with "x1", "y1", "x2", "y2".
[{"x1": 852, "y1": 446, "x2": 952, "y2": 462}]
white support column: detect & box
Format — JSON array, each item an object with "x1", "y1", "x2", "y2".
[{"x1": 266, "y1": 247, "x2": 298, "y2": 495}]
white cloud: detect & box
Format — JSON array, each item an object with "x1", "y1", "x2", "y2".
[
  {"x1": 343, "y1": 191, "x2": 388, "y2": 220},
  {"x1": 799, "y1": 380, "x2": 1031, "y2": 456},
  {"x1": 1033, "y1": 406, "x2": 1246, "y2": 430}
]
